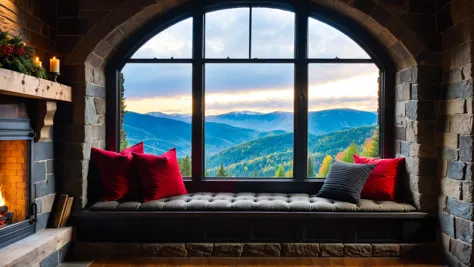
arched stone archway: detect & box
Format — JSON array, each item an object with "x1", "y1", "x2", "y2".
[{"x1": 57, "y1": 1, "x2": 474, "y2": 264}]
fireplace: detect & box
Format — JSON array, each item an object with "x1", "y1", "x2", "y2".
[{"x1": 0, "y1": 117, "x2": 36, "y2": 249}]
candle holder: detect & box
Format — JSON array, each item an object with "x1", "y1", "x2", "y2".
[{"x1": 51, "y1": 72, "x2": 60, "y2": 82}]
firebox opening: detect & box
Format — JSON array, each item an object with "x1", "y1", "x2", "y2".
[{"x1": 0, "y1": 140, "x2": 29, "y2": 227}]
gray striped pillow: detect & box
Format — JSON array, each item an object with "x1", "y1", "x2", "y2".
[{"x1": 317, "y1": 161, "x2": 375, "y2": 204}]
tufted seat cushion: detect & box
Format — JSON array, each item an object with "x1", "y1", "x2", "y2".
[{"x1": 89, "y1": 192, "x2": 417, "y2": 212}]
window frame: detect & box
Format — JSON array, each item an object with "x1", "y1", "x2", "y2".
[{"x1": 106, "y1": 0, "x2": 395, "y2": 192}]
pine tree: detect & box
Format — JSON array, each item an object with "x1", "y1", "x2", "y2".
[
  {"x1": 180, "y1": 155, "x2": 191, "y2": 176},
  {"x1": 317, "y1": 155, "x2": 333, "y2": 178},
  {"x1": 285, "y1": 165, "x2": 293, "y2": 177},
  {"x1": 307, "y1": 156, "x2": 316, "y2": 177},
  {"x1": 340, "y1": 142, "x2": 360, "y2": 163},
  {"x1": 217, "y1": 162, "x2": 228, "y2": 177},
  {"x1": 368, "y1": 129, "x2": 379, "y2": 157},
  {"x1": 275, "y1": 165, "x2": 285, "y2": 177},
  {"x1": 252, "y1": 169, "x2": 259, "y2": 177},
  {"x1": 119, "y1": 72, "x2": 129, "y2": 151}
]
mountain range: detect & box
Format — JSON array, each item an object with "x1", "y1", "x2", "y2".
[
  {"x1": 147, "y1": 109, "x2": 377, "y2": 135},
  {"x1": 124, "y1": 109, "x2": 378, "y2": 176}
]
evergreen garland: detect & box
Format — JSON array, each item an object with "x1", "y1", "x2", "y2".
[{"x1": 0, "y1": 31, "x2": 47, "y2": 79}]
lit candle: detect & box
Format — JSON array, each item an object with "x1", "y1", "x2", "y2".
[
  {"x1": 34, "y1": 57, "x2": 42, "y2": 67},
  {"x1": 50, "y1": 57, "x2": 60, "y2": 73}
]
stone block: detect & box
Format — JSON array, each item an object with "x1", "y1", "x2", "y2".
[
  {"x1": 468, "y1": 97, "x2": 474, "y2": 114},
  {"x1": 213, "y1": 243, "x2": 243, "y2": 257},
  {"x1": 39, "y1": 250, "x2": 58, "y2": 267},
  {"x1": 439, "y1": 211, "x2": 455, "y2": 238},
  {"x1": 463, "y1": 182, "x2": 474, "y2": 202},
  {"x1": 460, "y1": 135, "x2": 473, "y2": 162},
  {"x1": 441, "y1": 178, "x2": 462, "y2": 199},
  {"x1": 439, "y1": 195, "x2": 448, "y2": 211},
  {"x1": 441, "y1": 232, "x2": 451, "y2": 252},
  {"x1": 85, "y1": 83, "x2": 106, "y2": 98},
  {"x1": 437, "y1": 133, "x2": 459, "y2": 149},
  {"x1": 467, "y1": 163, "x2": 474, "y2": 181},
  {"x1": 281, "y1": 243, "x2": 319, "y2": 257},
  {"x1": 35, "y1": 177, "x2": 55, "y2": 198},
  {"x1": 36, "y1": 212, "x2": 50, "y2": 231},
  {"x1": 401, "y1": 142, "x2": 409, "y2": 156},
  {"x1": 58, "y1": 241, "x2": 71, "y2": 263},
  {"x1": 34, "y1": 142, "x2": 54, "y2": 161},
  {"x1": 410, "y1": 175, "x2": 437, "y2": 195},
  {"x1": 91, "y1": 125, "x2": 106, "y2": 142},
  {"x1": 395, "y1": 101, "x2": 406, "y2": 117},
  {"x1": 442, "y1": 99, "x2": 466, "y2": 114},
  {"x1": 447, "y1": 197, "x2": 474, "y2": 220},
  {"x1": 405, "y1": 157, "x2": 437, "y2": 176},
  {"x1": 396, "y1": 83, "x2": 411, "y2": 101},
  {"x1": 456, "y1": 217, "x2": 474, "y2": 243},
  {"x1": 451, "y1": 239, "x2": 473, "y2": 266},
  {"x1": 320, "y1": 243, "x2": 344, "y2": 257},
  {"x1": 159, "y1": 244, "x2": 187, "y2": 257},
  {"x1": 33, "y1": 161, "x2": 47, "y2": 183},
  {"x1": 448, "y1": 161, "x2": 466, "y2": 180},
  {"x1": 139, "y1": 244, "x2": 163, "y2": 257},
  {"x1": 242, "y1": 243, "x2": 281, "y2": 257},
  {"x1": 85, "y1": 97, "x2": 98, "y2": 125},
  {"x1": 372, "y1": 244, "x2": 400, "y2": 257},
  {"x1": 46, "y1": 160, "x2": 54, "y2": 175},
  {"x1": 444, "y1": 79, "x2": 474, "y2": 100},
  {"x1": 451, "y1": 114, "x2": 474, "y2": 135},
  {"x1": 38, "y1": 193, "x2": 56, "y2": 214},
  {"x1": 441, "y1": 147, "x2": 459, "y2": 161},
  {"x1": 94, "y1": 97, "x2": 106, "y2": 115},
  {"x1": 186, "y1": 243, "x2": 213, "y2": 257},
  {"x1": 343, "y1": 244, "x2": 372, "y2": 257},
  {"x1": 453, "y1": 41, "x2": 474, "y2": 69}
]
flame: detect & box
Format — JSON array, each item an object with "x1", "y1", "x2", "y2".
[{"x1": 0, "y1": 186, "x2": 5, "y2": 207}]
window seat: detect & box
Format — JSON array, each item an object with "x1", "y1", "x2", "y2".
[
  {"x1": 74, "y1": 192, "x2": 435, "y2": 244},
  {"x1": 88, "y1": 192, "x2": 418, "y2": 213}
]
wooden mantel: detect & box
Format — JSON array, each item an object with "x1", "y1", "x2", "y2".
[
  {"x1": 0, "y1": 68, "x2": 72, "y2": 102},
  {"x1": 0, "y1": 68, "x2": 72, "y2": 142}
]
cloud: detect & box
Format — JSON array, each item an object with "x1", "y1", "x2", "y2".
[
  {"x1": 126, "y1": 72, "x2": 379, "y2": 114},
  {"x1": 123, "y1": 8, "x2": 379, "y2": 113}
]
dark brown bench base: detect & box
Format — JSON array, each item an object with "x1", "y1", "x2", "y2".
[{"x1": 74, "y1": 211, "x2": 435, "y2": 244}]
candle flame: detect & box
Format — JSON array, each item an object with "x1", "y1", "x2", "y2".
[
  {"x1": 53, "y1": 56, "x2": 56, "y2": 60},
  {"x1": 0, "y1": 186, "x2": 5, "y2": 207},
  {"x1": 35, "y1": 57, "x2": 39, "y2": 62}
]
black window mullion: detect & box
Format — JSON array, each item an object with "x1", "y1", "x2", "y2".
[
  {"x1": 192, "y1": 10, "x2": 204, "y2": 182},
  {"x1": 293, "y1": 5, "x2": 308, "y2": 181},
  {"x1": 249, "y1": 6, "x2": 252, "y2": 59}
]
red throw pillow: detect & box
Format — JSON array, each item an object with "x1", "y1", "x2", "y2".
[
  {"x1": 121, "y1": 142, "x2": 144, "y2": 200},
  {"x1": 91, "y1": 142, "x2": 144, "y2": 201},
  {"x1": 132, "y1": 148, "x2": 187, "y2": 202},
  {"x1": 353, "y1": 155, "x2": 405, "y2": 201}
]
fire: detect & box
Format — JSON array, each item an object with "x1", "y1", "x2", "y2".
[{"x1": 0, "y1": 186, "x2": 5, "y2": 207}]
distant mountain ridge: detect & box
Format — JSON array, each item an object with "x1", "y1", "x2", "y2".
[{"x1": 147, "y1": 109, "x2": 377, "y2": 135}]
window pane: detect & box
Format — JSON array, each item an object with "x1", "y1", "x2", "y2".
[
  {"x1": 131, "y1": 18, "x2": 193, "y2": 58},
  {"x1": 205, "y1": 8, "x2": 250, "y2": 58},
  {"x1": 205, "y1": 64, "x2": 294, "y2": 178},
  {"x1": 308, "y1": 18, "x2": 370, "y2": 59},
  {"x1": 251, "y1": 8, "x2": 294, "y2": 58},
  {"x1": 121, "y1": 64, "x2": 192, "y2": 177},
  {"x1": 307, "y1": 64, "x2": 379, "y2": 178}
]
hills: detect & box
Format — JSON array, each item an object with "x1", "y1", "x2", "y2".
[
  {"x1": 124, "y1": 109, "x2": 378, "y2": 177},
  {"x1": 148, "y1": 109, "x2": 377, "y2": 135},
  {"x1": 124, "y1": 112, "x2": 283, "y2": 157},
  {"x1": 205, "y1": 125, "x2": 377, "y2": 177}
]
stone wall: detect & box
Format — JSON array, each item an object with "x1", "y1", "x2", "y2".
[
  {"x1": 47, "y1": 0, "x2": 473, "y2": 265},
  {"x1": 74, "y1": 242, "x2": 437, "y2": 259},
  {"x1": 0, "y1": 0, "x2": 56, "y2": 69},
  {"x1": 437, "y1": 2, "x2": 474, "y2": 266}
]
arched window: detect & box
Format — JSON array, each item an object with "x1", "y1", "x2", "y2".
[{"x1": 113, "y1": 2, "x2": 388, "y2": 187}]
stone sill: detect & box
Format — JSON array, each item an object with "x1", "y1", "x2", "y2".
[
  {"x1": 0, "y1": 227, "x2": 72, "y2": 267},
  {"x1": 0, "y1": 68, "x2": 72, "y2": 102}
]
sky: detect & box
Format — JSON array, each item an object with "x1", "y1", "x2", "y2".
[{"x1": 122, "y1": 8, "x2": 379, "y2": 115}]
